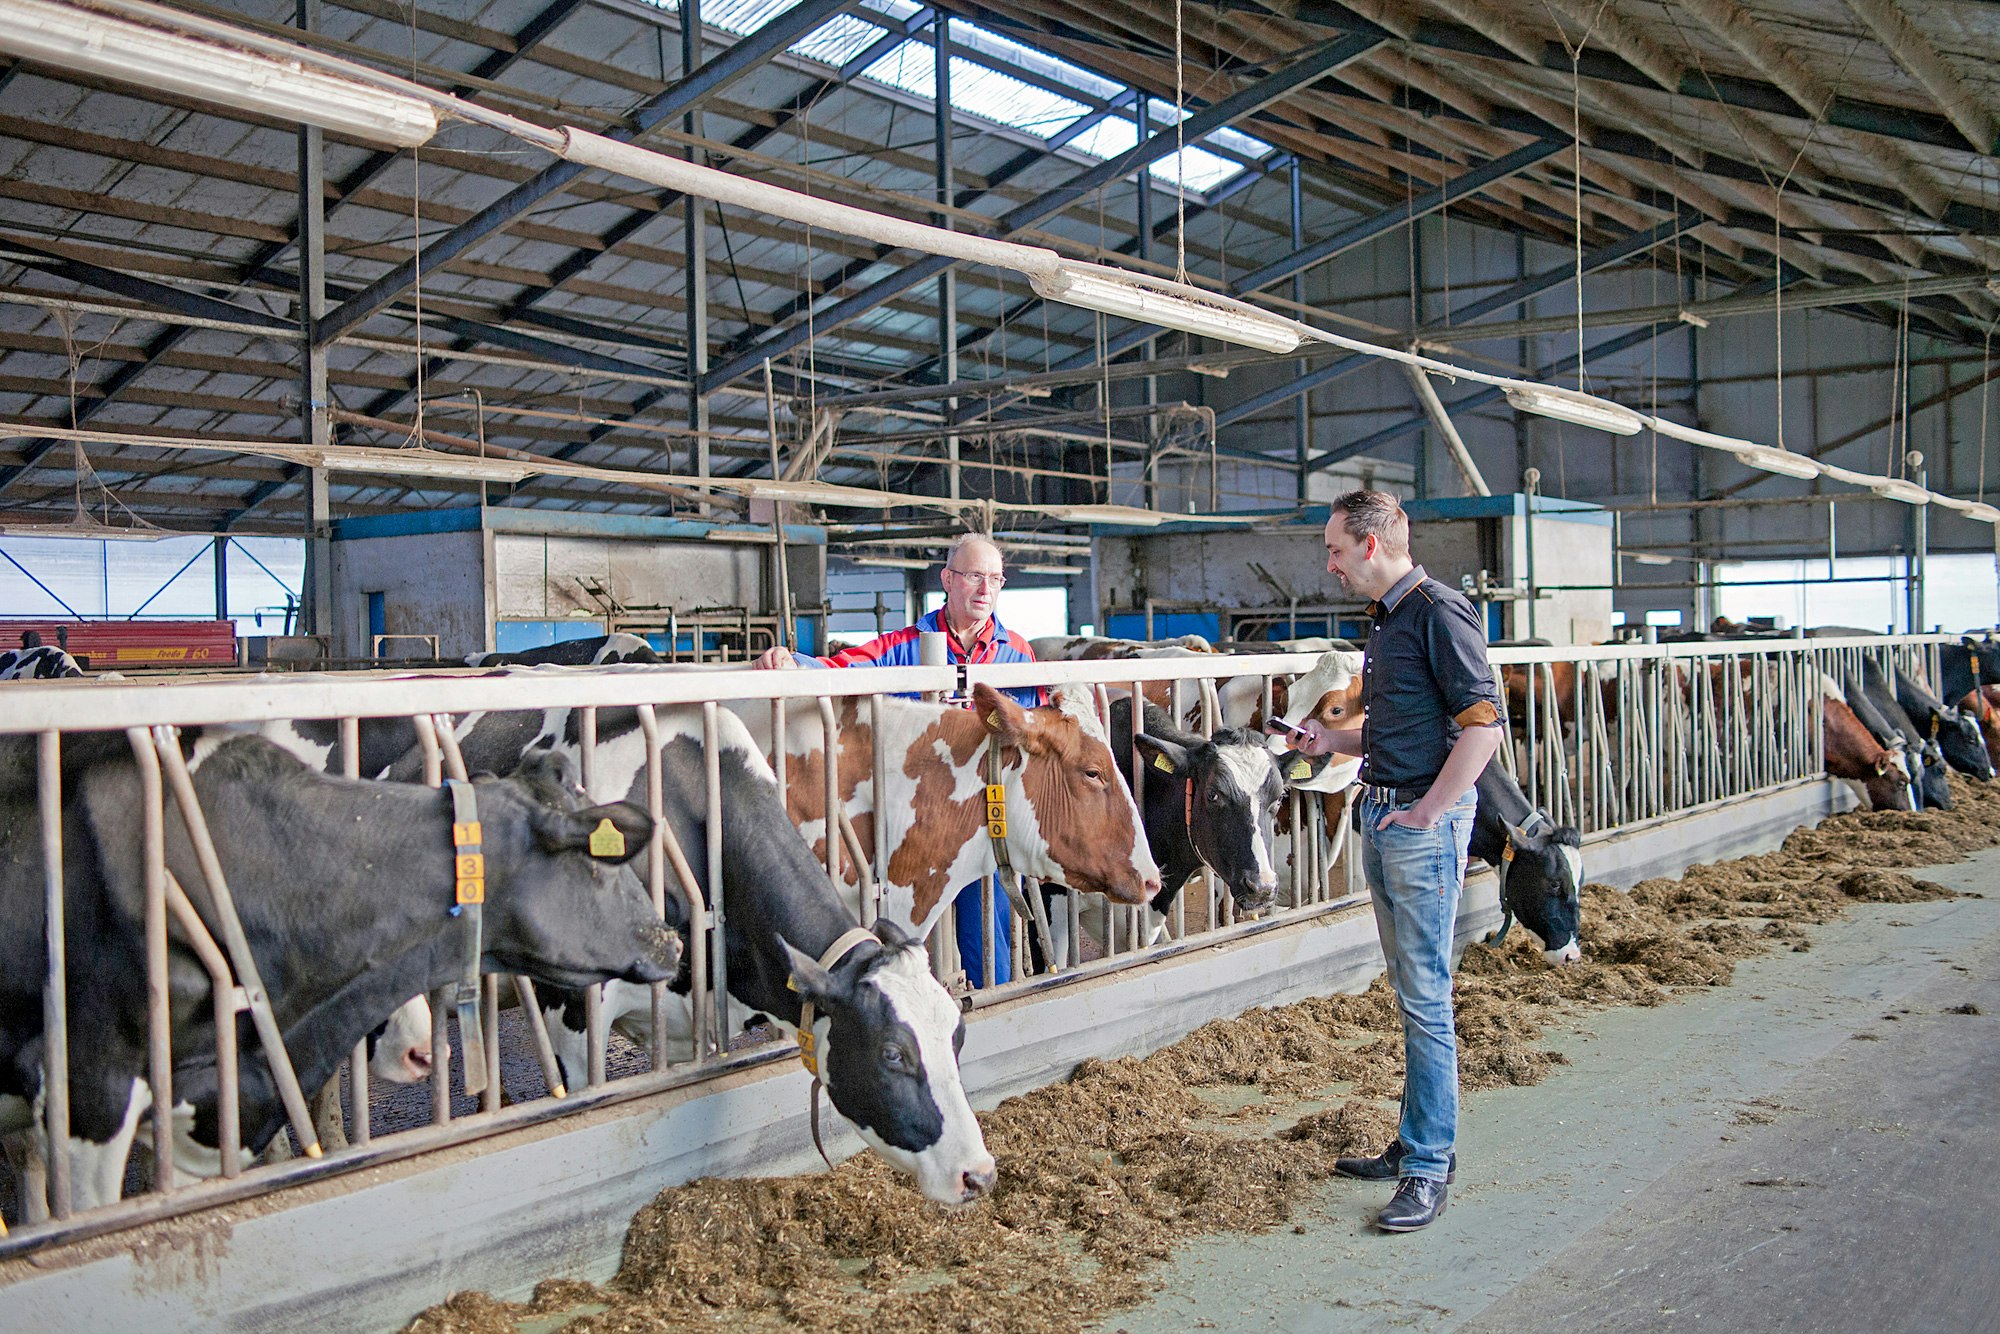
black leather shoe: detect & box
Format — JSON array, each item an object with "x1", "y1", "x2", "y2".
[
  {"x1": 1334, "y1": 1141, "x2": 1455, "y2": 1184},
  {"x1": 1375, "y1": 1176, "x2": 1448, "y2": 1232}
]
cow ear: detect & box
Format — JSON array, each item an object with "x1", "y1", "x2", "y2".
[
  {"x1": 1135, "y1": 732, "x2": 1190, "y2": 775},
  {"x1": 534, "y1": 800, "x2": 653, "y2": 865},
  {"x1": 873, "y1": 917, "x2": 914, "y2": 950},
  {"x1": 782, "y1": 938, "x2": 841, "y2": 1007},
  {"x1": 1874, "y1": 755, "x2": 1894, "y2": 776},
  {"x1": 971, "y1": 682, "x2": 1032, "y2": 742}
]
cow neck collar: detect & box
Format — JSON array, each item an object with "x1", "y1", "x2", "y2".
[
  {"x1": 443, "y1": 779, "x2": 492, "y2": 1099},
  {"x1": 983, "y1": 723, "x2": 1014, "y2": 877},
  {"x1": 1489, "y1": 807, "x2": 1553, "y2": 948},
  {"x1": 793, "y1": 925, "x2": 879, "y2": 1169}
]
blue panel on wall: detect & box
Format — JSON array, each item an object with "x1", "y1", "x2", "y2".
[
  {"x1": 494, "y1": 620, "x2": 606, "y2": 653},
  {"x1": 1103, "y1": 611, "x2": 1221, "y2": 643}
]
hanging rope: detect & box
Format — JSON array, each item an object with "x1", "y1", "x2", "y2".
[{"x1": 1173, "y1": 0, "x2": 1189, "y2": 286}]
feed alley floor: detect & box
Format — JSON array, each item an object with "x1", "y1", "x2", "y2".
[{"x1": 1109, "y1": 846, "x2": 2000, "y2": 1334}]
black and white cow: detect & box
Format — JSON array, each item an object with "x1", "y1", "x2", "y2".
[
  {"x1": 1939, "y1": 634, "x2": 1999, "y2": 706},
  {"x1": 1847, "y1": 662, "x2": 1951, "y2": 808},
  {"x1": 1471, "y1": 758, "x2": 1584, "y2": 965},
  {"x1": 0, "y1": 735, "x2": 675, "y2": 1211},
  {"x1": 1894, "y1": 666, "x2": 1994, "y2": 781},
  {"x1": 1035, "y1": 697, "x2": 1284, "y2": 964},
  {"x1": 343, "y1": 689, "x2": 997, "y2": 1206},
  {"x1": 1118, "y1": 696, "x2": 1283, "y2": 915},
  {"x1": 466, "y1": 633, "x2": 662, "y2": 668},
  {"x1": 0, "y1": 647, "x2": 84, "y2": 680}
]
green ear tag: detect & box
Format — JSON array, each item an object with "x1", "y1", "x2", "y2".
[
  {"x1": 588, "y1": 817, "x2": 627, "y2": 858},
  {"x1": 1153, "y1": 752, "x2": 1175, "y2": 773},
  {"x1": 1288, "y1": 757, "x2": 1313, "y2": 781}
]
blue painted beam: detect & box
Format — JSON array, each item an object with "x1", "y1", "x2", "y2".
[
  {"x1": 695, "y1": 32, "x2": 1386, "y2": 396},
  {"x1": 315, "y1": 0, "x2": 851, "y2": 346}
]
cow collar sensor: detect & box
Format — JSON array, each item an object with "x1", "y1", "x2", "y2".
[
  {"x1": 444, "y1": 779, "x2": 491, "y2": 1098},
  {"x1": 795, "y1": 926, "x2": 881, "y2": 1167}
]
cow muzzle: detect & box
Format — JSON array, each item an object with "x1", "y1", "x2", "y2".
[{"x1": 1544, "y1": 939, "x2": 1582, "y2": 965}]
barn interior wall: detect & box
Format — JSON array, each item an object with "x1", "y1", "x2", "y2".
[
  {"x1": 330, "y1": 529, "x2": 489, "y2": 661},
  {"x1": 490, "y1": 533, "x2": 771, "y2": 625}
]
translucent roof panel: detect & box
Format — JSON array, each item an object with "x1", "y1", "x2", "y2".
[
  {"x1": 951, "y1": 24, "x2": 1124, "y2": 103},
  {"x1": 787, "y1": 12, "x2": 886, "y2": 66},
  {"x1": 1152, "y1": 143, "x2": 1252, "y2": 193},
  {"x1": 1066, "y1": 114, "x2": 1140, "y2": 161},
  {"x1": 862, "y1": 42, "x2": 1091, "y2": 139}
]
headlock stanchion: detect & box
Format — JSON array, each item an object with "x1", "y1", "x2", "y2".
[{"x1": 0, "y1": 636, "x2": 1951, "y2": 1254}]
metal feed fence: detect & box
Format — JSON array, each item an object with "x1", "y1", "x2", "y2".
[{"x1": 0, "y1": 635, "x2": 1949, "y2": 1251}]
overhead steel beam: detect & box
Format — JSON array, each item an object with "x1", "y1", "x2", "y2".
[
  {"x1": 1211, "y1": 207, "x2": 1706, "y2": 430},
  {"x1": 1299, "y1": 276, "x2": 1780, "y2": 475},
  {"x1": 315, "y1": 0, "x2": 850, "y2": 346},
  {"x1": 1231, "y1": 138, "x2": 1565, "y2": 294},
  {"x1": 695, "y1": 32, "x2": 1387, "y2": 396}
]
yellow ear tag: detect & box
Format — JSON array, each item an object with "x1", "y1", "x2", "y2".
[
  {"x1": 986, "y1": 710, "x2": 1002, "y2": 730},
  {"x1": 588, "y1": 817, "x2": 627, "y2": 858},
  {"x1": 1287, "y1": 757, "x2": 1313, "y2": 781},
  {"x1": 1502, "y1": 842, "x2": 1516, "y2": 862},
  {"x1": 1153, "y1": 752, "x2": 1175, "y2": 773}
]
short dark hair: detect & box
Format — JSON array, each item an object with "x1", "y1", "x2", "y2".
[{"x1": 1328, "y1": 489, "x2": 1410, "y2": 558}]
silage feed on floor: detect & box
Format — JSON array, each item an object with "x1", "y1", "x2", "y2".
[{"x1": 409, "y1": 775, "x2": 2000, "y2": 1334}]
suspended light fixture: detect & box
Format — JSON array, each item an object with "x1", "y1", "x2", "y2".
[
  {"x1": 1730, "y1": 444, "x2": 1822, "y2": 479},
  {"x1": 0, "y1": 0, "x2": 441, "y2": 147},
  {"x1": 1028, "y1": 264, "x2": 1303, "y2": 355},
  {"x1": 1503, "y1": 385, "x2": 1644, "y2": 436},
  {"x1": 850, "y1": 556, "x2": 935, "y2": 570},
  {"x1": 737, "y1": 479, "x2": 898, "y2": 509},
  {"x1": 1871, "y1": 477, "x2": 1931, "y2": 505}
]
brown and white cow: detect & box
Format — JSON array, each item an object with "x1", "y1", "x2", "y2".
[
  {"x1": 736, "y1": 682, "x2": 1161, "y2": 940},
  {"x1": 1817, "y1": 672, "x2": 1914, "y2": 811},
  {"x1": 1030, "y1": 634, "x2": 1216, "y2": 661}
]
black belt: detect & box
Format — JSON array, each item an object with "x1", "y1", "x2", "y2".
[{"x1": 1356, "y1": 781, "x2": 1430, "y2": 805}]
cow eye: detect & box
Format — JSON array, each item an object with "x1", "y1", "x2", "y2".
[
  {"x1": 1083, "y1": 766, "x2": 1105, "y2": 784},
  {"x1": 1207, "y1": 789, "x2": 1225, "y2": 805},
  {"x1": 882, "y1": 1043, "x2": 908, "y2": 1068}
]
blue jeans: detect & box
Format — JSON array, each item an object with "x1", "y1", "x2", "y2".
[
  {"x1": 1358, "y1": 789, "x2": 1477, "y2": 1184},
  {"x1": 955, "y1": 876, "x2": 1013, "y2": 987}
]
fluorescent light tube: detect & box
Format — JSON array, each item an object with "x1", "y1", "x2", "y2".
[
  {"x1": 0, "y1": 0, "x2": 440, "y2": 147},
  {"x1": 1732, "y1": 445, "x2": 1821, "y2": 479},
  {"x1": 1029, "y1": 264, "x2": 1302, "y2": 354},
  {"x1": 1504, "y1": 385, "x2": 1643, "y2": 436},
  {"x1": 851, "y1": 556, "x2": 934, "y2": 570},
  {"x1": 739, "y1": 479, "x2": 899, "y2": 509},
  {"x1": 1043, "y1": 504, "x2": 1173, "y2": 527},
  {"x1": 1628, "y1": 552, "x2": 1675, "y2": 566},
  {"x1": 1871, "y1": 478, "x2": 1931, "y2": 505}
]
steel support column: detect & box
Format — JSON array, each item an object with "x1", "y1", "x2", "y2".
[
  {"x1": 684, "y1": 0, "x2": 710, "y2": 484},
  {"x1": 297, "y1": 0, "x2": 333, "y2": 639},
  {"x1": 936, "y1": 13, "x2": 959, "y2": 502}
]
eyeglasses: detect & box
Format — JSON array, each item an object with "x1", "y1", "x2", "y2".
[{"x1": 946, "y1": 567, "x2": 1006, "y2": 588}]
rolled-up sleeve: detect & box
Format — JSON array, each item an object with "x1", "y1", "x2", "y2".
[{"x1": 1427, "y1": 599, "x2": 1502, "y2": 727}]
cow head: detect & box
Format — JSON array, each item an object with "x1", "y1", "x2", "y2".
[
  {"x1": 1916, "y1": 741, "x2": 1954, "y2": 809},
  {"x1": 1134, "y1": 725, "x2": 1284, "y2": 911},
  {"x1": 366, "y1": 995, "x2": 438, "y2": 1083},
  {"x1": 1931, "y1": 706, "x2": 1994, "y2": 781},
  {"x1": 476, "y1": 750, "x2": 683, "y2": 989},
  {"x1": 1499, "y1": 820, "x2": 1584, "y2": 965},
  {"x1": 1265, "y1": 651, "x2": 1365, "y2": 757},
  {"x1": 1863, "y1": 749, "x2": 1916, "y2": 811},
  {"x1": 784, "y1": 919, "x2": 996, "y2": 1206},
  {"x1": 975, "y1": 683, "x2": 1161, "y2": 905}
]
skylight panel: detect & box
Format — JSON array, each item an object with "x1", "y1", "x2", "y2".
[
  {"x1": 787, "y1": 13, "x2": 885, "y2": 66},
  {"x1": 1065, "y1": 115, "x2": 1140, "y2": 161},
  {"x1": 1208, "y1": 124, "x2": 1275, "y2": 160},
  {"x1": 951, "y1": 23, "x2": 1123, "y2": 102},
  {"x1": 861, "y1": 43, "x2": 1090, "y2": 137},
  {"x1": 1153, "y1": 144, "x2": 1245, "y2": 194},
  {"x1": 700, "y1": 0, "x2": 797, "y2": 36}
]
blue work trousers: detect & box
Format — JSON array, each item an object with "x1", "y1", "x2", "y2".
[{"x1": 954, "y1": 876, "x2": 1013, "y2": 988}]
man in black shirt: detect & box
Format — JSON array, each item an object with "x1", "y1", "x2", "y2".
[{"x1": 1293, "y1": 490, "x2": 1503, "y2": 1232}]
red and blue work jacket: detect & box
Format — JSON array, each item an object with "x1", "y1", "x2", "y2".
[{"x1": 789, "y1": 607, "x2": 1043, "y2": 707}]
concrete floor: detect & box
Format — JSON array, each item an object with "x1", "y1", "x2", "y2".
[{"x1": 1108, "y1": 846, "x2": 2000, "y2": 1334}]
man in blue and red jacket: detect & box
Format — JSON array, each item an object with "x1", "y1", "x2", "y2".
[{"x1": 756, "y1": 533, "x2": 1039, "y2": 985}]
